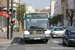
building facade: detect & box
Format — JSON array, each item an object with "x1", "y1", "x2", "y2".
[
  {"x1": 61, "y1": 0, "x2": 75, "y2": 26},
  {"x1": 68, "y1": 0, "x2": 75, "y2": 26},
  {"x1": 9, "y1": 0, "x2": 19, "y2": 10},
  {"x1": 27, "y1": 6, "x2": 35, "y2": 13},
  {"x1": 50, "y1": 0, "x2": 62, "y2": 17},
  {"x1": 0, "y1": 0, "x2": 20, "y2": 32},
  {"x1": 0, "y1": 0, "x2": 7, "y2": 32},
  {"x1": 61, "y1": 0, "x2": 68, "y2": 26},
  {"x1": 0, "y1": 0, "x2": 7, "y2": 8}
]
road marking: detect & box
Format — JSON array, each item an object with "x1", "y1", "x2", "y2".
[
  {"x1": 52, "y1": 40, "x2": 60, "y2": 43},
  {"x1": 0, "y1": 44, "x2": 10, "y2": 50},
  {"x1": 47, "y1": 42, "x2": 49, "y2": 43},
  {"x1": 12, "y1": 43, "x2": 19, "y2": 45},
  {"x1": 21, "y1": 34, "x2": 23, "y2": 38}
]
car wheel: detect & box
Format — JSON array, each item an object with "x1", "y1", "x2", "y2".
[
  {"x1": 62, "y1": 38, "x2": 65, "y2": 45},
  {"x1": 52, "y1": 35, "x2": 54, "y2": 38},
  {"x1": 25, "y1": 40, "x2": 27, "y2": 43},
  {"x1": 66, "y1": 41, "x2": 70, "y2": 47},
  {"x1": 45, "y1": 40, "x2": 48, "y2": 43}
]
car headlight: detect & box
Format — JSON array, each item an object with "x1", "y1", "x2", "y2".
[
  {"x1": 69, "y1": 38, "x2": 75, "y2": 40},
  {"x1": 46, "y1": 34, "x2": 50, "y2": 37},
  {"x1": 53, "y1": 32, "x2": 56, "y2": 34}
]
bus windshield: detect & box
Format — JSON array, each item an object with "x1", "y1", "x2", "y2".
[{"x1": 26, "y1": 18, "x2": 48, "y2": 30}]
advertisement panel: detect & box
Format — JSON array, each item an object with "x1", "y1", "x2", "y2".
[
  {"x1": 0, "y1": 11, "x2": 2, "y2": 16},
  {"x1": 2, "y1": 11, "x2": 6, "y2": 16}
]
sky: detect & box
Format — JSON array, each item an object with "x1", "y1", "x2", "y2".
[{"x1": 21, "y1": 0, "x2": 50, "y2": 10}]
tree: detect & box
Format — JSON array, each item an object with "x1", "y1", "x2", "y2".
[
  {"x1": 16, "y1": 3, "x2": 26, "y2": 24},
  {"x1": 35, "y1": 9, "x2": 40, "y2": 12},
  {"x1": 56, "y1": 14, "x2": 63, "y2": 22},
  {"x1": 16, "y1": 3, "x2": 26, "y2": 21},
  {"x1": 16, "y1": 3, "x2": 26, "y2": 31},
  {"x1": 50, "y1": 16, "x2": 58, "y2": 26},
  {"x1": 40, "y1": 9, "x2": 50, "y2": 14},
  {"x1": 66, "y1": 9, "x2": 73, "y2": 26}
]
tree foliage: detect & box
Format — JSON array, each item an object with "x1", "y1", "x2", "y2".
[
  {"x1": 50, "y1": 14, "x2": 63, "y2": 25},
  {"x1": 56, "y1": 14, "x2": 63, "y2": 22},
  {"x1": 50, "y1": 16, "x2": 58, "y2": 25},
  {"x1": 16, "y1": 3, "x2": 26, "y2": 21}
]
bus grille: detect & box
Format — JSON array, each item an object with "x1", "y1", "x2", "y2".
[{"x1": 36, "y1": 31, "x2": 44, "y2": 34}]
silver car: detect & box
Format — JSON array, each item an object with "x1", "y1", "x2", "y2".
[{"x1": 51, "y1": 27, "x2": 64, "y2": 38}]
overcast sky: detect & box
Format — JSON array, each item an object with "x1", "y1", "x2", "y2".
[{"x1": 21, "y1": 0, "x2": 50, "y2": 10}]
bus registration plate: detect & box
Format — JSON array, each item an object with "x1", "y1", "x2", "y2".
[{"x1": 34, "y1": 38, "x2": 41, "y2": 40}]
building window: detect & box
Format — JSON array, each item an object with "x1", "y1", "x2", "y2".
[{"x1": 57, "y1": 2, "x2": 58, "y2": 4}]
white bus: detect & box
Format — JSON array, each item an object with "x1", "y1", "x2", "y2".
[{"x1": 23, "y1": 13, "x2": 50, "y2": 43}]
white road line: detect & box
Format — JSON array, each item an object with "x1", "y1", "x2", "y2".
[
  {"x1": 52, "y1": 40, "x2": 61, "y2": 43},
  {"x1": 47, "y1": 42, "x2": 49, "y2": 43},
  {"x1": 0, "y1": 44, "x2": 10, "y2": 50},
  {"x1": 12, "y1": 43, "x2": 19, "y2": 45}
]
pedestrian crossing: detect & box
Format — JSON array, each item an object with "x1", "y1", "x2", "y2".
[
  {"x1": 51, "y1": 40, "x2": 61, "y2": 43},
  {"x1": 0, "y1": 44, "x2": 10, "y2": 50},
  {"x1": 0, "y1": 40, "x2": 62, "y2": 50}
]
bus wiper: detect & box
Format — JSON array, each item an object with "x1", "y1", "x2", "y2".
[
  {"x1": 29, "y1": 26, "x2": 44, "y2": 30},
  {"x1": 29, "y1": 26, "x2": 38, "y2": 29}
]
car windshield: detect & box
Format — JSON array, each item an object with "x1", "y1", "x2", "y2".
[
  {"x1": 26, "y1": 18, "x2": 48, "y2": 30},
  {"x1": 69, "y1": 30, "x2": 75, "y2": 35},
  {"x1": 62, "y1": 27, "x2": 68, "y2": 29},
  {"x1": 54, "y1": 28, "x2": 63, "y2": 31},
  {"x1": 50, "y1": 27, "x2": 53, "y2": 29}
]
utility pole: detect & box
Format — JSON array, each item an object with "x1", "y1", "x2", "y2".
[
  {"x1": 64, "y1": 0, "x2": 67, "y2": 26},
  {"x1": 10, "y1": 0, "x2": 13, "y2": 39},
  {"x1": 7, "y1": 0, "x2": 9, "y2": 39}
]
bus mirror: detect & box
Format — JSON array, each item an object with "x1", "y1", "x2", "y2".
[{"x1": 48, "y1": 18, "x2": 51, "y2": 21}]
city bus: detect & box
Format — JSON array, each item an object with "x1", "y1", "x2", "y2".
[{"x1": 23, "y1": 12, "x2": 50, "y2": 43}]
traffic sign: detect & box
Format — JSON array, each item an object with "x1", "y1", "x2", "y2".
[{"x1": 6, "y1": 14, "x2": 11, "y2": 18}]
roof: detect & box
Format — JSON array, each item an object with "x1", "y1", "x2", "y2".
[
  {"x1": 53, "y1": 27, "x2": 62, "y2": 28},
  {"x1": 67, "y1": 27, "x2": 75, "y2": 31},
  {"x1": 24, "y1": 12, "x2": 49, "y2": 15}
]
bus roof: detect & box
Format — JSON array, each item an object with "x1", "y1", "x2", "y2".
[
  {"x1": 24, "y1": 12, "x2": 49, "y2": 15},
  {"x1": 23, "y1": 12, "x2": 49, "y2": 18}
]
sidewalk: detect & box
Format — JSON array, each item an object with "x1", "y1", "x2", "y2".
[{"x1": 0, "y1": 31, "x2": 23, "y2": 45}]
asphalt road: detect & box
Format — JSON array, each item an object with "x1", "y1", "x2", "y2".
[{"x1": 1, "y1": 37, "x2": 75, "y2": 50}]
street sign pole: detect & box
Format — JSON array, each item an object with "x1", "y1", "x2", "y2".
[
  {"x1": 10, "y1": 0, "x2": 13, "y2": 39},
  {"x1": 7, "y1": 0, "x2": 9, "y2": 39}
]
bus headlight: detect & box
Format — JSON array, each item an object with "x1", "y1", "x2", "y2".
[
  {"x1": 45, "y1": 30, "x2": 50, "y2": 34},
  {"x1": 69, "y1": 38, "x2": 75, "y2": 40},
  {"x1": 24, "y1": 31, "x2": 30, "y2": 35}
]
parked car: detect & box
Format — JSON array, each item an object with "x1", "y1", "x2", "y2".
[
  {"x1": 62, "y1": 26, "x2": 69, "y2": 31},
  {"x1": 62, "y1": 27, "x2": 75, "y2": 47},
  {"x1": 50, "y1": 27, "x2": 53, "y2": 34},
  {"x1": 54, "y1": 26, "x2": 60, "y2": 27},
  {"x1": 51, "y1": 27, "x2": 64, "y2": 38}
]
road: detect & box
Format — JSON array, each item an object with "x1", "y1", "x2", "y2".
[{"x1": 1, "y1": 37, "x2": 75, "y2": 50}]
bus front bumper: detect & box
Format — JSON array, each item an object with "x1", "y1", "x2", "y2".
[{"x1": 23, "y1": 34, "x2": 50, "y2": 40}]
